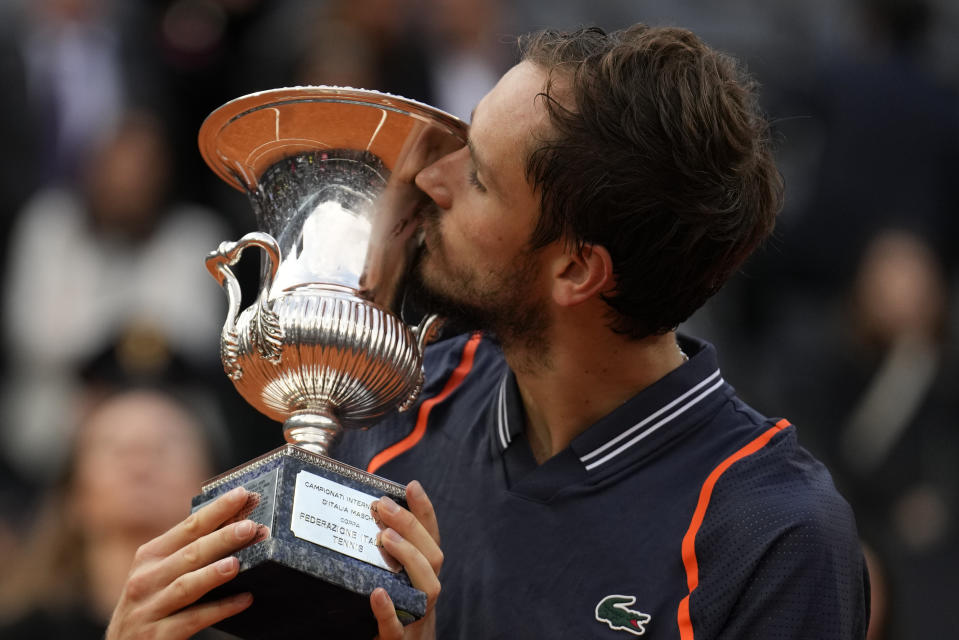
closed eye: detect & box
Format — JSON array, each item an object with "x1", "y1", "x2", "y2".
[{"x1": 468, "y1": 167, "x2": 487, "y2": 193}]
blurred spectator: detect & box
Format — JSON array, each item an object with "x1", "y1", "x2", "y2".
[
  {"x1": 15, "y1": 0, "x2": 125, "y2": 188},
  {"x1": 423, "y1": 0, "x2": 513, "y2": 120},
  {"x1": 760, "y1": 230, "x2": 959, "y2": 639},
  {"x1": 737, "y1": 15, "x2": 959, "y2": 637},
  {"x1": 838, "y1": 231, "x2": 958, "y2": 639},
  {"x1": 0, "y1": 0, "x2": 126, "y2": 367},
  {"x1": 691, "y1": 0, "x2": 958, "y2": 399},
  {"x1": 0, "y1": 385, "x2": 228, "y2": 639},
  {"x1": 775, "y1": 0, "x2": 959, "y2": 294},
  {"x1": 126, "y1": 0, "x2": 297, "y2": 207},
  {"x1": 1, "y1": 108, "x2": 229, "y2": 484},
  {"x1": 290, "y1": 0, "x2": 435, "y2": 103}
]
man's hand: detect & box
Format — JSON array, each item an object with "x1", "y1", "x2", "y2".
[
  {"x1": 105, "y1": 480, "x2": 441, "y2": 640},
  {"x1": 369, "y1": 480, "x2": 443, "y2": 640},
  {"x1": 106, "y1": 486, "x2": 266, "y2": 640}
]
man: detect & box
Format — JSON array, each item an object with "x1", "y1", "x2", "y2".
[{"x1": 106, "y1": 24, "x2": 869, "y2": 639}]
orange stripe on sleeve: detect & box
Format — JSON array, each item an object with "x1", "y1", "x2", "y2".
[
  {"x1": 676, "y1": 418, "x2": 791, "y2": 640},
  {"x1": 366, "y1": 333, "x2": 483, "y2": 475}
]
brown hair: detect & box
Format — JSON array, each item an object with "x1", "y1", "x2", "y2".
[{"x1": 522, "y1": 25, "x2": 783, "y2": 338}]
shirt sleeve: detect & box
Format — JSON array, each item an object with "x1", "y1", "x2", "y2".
[{"x1": 687, "y1": 438, "x2": 871, "y2": 639}]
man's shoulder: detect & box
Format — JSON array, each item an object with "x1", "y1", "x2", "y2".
[
  {"x1": 691, "y1": 420, "x2": 864, "y2": 599},
  {"x1": 703, "y1": 421, "x2": 857, "y2": 539},
  {"x1": 683, "y1": 420, "x2": 869, "y2": 638}
]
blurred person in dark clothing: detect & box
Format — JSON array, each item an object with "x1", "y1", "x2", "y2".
[
  {"x1": 764, "y1": 229, "x2": 959, "y2": 639},
  {"x1": 1, "y1": 109, "x2": 229, "y2": 484},
  {"x1": 117, "y1": 0, "x2": 293, "y2": 210},
  {"x1": 0, "y1": 0, "x2": 125, "y2": 384},
  {"x1": 777, "y1": 0, "x2": 959, "y2": 292},
  {"x1": 290, "y1": 0, "x2": 435, "y2": 102},
  {"x1": 10, "y1": 0, "x2": 125, "y2": 188},
  {"x1": 0, "y1": 383, "x2": 232, "y2": 640},
  {"x1": 738, "y1": 5, "x2": 959, "y2": 636},
  {"x1": 709, "y1": 0, "x2": 959, "y2": 397}
]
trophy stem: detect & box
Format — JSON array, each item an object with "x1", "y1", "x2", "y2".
[{"x1": 283, "y1": 411, "x2": 342, "y2": 456}]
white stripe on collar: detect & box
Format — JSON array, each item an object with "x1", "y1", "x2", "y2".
[
  {"x1": 496, "y1": 375, "x2": 511, "y2": 450},
  {"x1": 580, "y1": 369, "x2": 724, "y2": 471}
]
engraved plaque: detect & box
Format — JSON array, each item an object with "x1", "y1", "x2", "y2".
[{"x1": 290, "y1": 470, "x2": 394, "y2": 572}]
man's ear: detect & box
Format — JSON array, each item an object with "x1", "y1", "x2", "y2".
[{"x1": 552, "y1": 244, "x2": 614, "y2": 307}]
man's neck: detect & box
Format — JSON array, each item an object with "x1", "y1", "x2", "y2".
[{"x1": 504, "y1": 329, "x2": 686, "y2": 465}]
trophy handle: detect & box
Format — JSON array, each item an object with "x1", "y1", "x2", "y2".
[
  {"x1": 398, "y1": 314, "x2": 444, "y2": 412},
  {"x1": 206, "y1": 231, "x2": 284, "y2": 380}
]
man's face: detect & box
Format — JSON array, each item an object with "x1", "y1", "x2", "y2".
[{"x1": 411, "y1": 61, "x2": 555, "y2": 348}]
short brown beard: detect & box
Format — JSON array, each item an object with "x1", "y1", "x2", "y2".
[{"x1": 407, "y1": 241, "x2": 553, "y2": 370}]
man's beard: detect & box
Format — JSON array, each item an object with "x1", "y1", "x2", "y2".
[{"x1": 404, "y1": 220, "x2": 551, "y2": 359}]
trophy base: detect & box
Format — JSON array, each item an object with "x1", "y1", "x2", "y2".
[{"x1": 191, "y1": 444, "x2": 426, "y2": 640}]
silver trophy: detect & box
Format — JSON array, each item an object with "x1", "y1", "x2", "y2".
[{"x1": 190, "y1": 87, "x2": 466, "y2": 640}]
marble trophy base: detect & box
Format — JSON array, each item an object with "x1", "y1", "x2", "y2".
[{"x1": 191, "y1": 444, "x2": 426, "y2": 639}]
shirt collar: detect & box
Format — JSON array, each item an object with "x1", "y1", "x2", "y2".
[
  {"x1": 488, "y1": 369, "x2": 525, "y2": 458},
  {"x1": 487, "y1": 335, "x2": 732, "y2": 476}
]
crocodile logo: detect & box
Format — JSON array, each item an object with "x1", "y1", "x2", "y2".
[{"x1": 595, "y1": 594, "x2": 651, "y2": 636}]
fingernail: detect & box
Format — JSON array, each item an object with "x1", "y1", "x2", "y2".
[
  {"x1": 370, "y1": 502, "x2": 382, "y2": 525},
  {"x1": 216, "y1": 556, "x2": 238, "y2": 574},
  {"x1": 235, "y1": 520, "x2": 254, "y2": 538},
  {"x1": 378, "y1": 496, "x2": 400, "y2": 515},
  {"x1": 407, "y1": 480, "x2": 423, "y2": 498},
  {"x1": 253, "y1": 525, "x2": 270, "y2": 543},
  {"x1": 230, "y1": 592, "x2": 253, "y2": 607},
  {"x1": 226, "y1": 486, "x2": 246, "y2": 500}
]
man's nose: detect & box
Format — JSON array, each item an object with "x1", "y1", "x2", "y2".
[{"x1": 414, "y1": 147, "x2": 462, "y2": 209}]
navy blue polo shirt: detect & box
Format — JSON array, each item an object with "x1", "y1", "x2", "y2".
[{"x1": 334, "y1": 333, "x2": 870, "y2": 639}]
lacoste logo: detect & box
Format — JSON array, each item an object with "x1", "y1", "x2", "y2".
[{"x1": 595, "y1": 594, "x2": 651, "y2": 636}]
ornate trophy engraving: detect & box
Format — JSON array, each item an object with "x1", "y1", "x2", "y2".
[{"x1": 190, "y1": 87, "x2": 466, "y2": 640}]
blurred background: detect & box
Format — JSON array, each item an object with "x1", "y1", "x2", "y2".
[{"x1": 0, "y1": 0, "x2": 956, "y2": 638}]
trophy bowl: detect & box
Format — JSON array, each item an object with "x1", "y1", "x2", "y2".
[{"x1": 192, "y1": 87, "x2": 467, "y2": 639}]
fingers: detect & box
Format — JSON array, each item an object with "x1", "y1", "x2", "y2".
[
  {"x1": 372, "y1": 487, "x2": 442, "y2": 576},
  {"x1": 406, "y1": 481, "x2": 440, "y2": 546},
  {"x1": 107, "y1": 485, "x2": 271, "y2": 640},
  {"x1": 376, "y1": 527, "x2": 441, "y2": 609},
  {"x1": 136, "y1": 486, "x2": 267, "y2": 595},
  {"x1": 370, "y1": 588, "x2": 405, "y2": 640},
  {"x1": 147, "y1": 486, "x2": 253, "y2": 558},
  {"x1": 371, "y1": 483, "x2": 443, "y2": 609},
  {"x1": 153, "y1": 591, "x2": 254, "y2": 640},
  {"x1": 120, "y1": 521, "x2": 263, "y2": 624},
  {"x1": 112, "y1": 486, "x2": 269, "y2": 640},
  {"x1": 155, "y1": 519, "x2": 268, "y2": 592},
  {"x1": 160, "y1": 551, "x2": 247, "y2": 613},
  {"x1": 108, "y1": 553, "x2": 254, "y2": 640}
]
